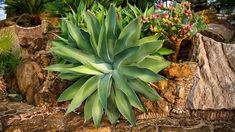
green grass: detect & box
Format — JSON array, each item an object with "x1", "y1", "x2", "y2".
[{"x1": 0, "y1": 29, "x2": 14, "y2": 53}]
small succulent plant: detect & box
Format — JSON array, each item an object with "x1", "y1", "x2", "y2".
[
  {"x1": 141, "y1": 1, "x2": 206, "y2": 61},
  {"x1": 47, "y1": 5, "x2": 170, "y2": 127}
]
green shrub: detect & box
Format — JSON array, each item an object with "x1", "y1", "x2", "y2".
[
  {"x1": 0, "y1": 52, "x2": 20, "y2": 76},
  {"x1": 5, "y1": 0, "x2": 51, "y2": 17},
  {"x1": 0, "y1": 29, "x2": 20, "y2": 76},
  {"x1": 47, "y1": 5, "x2": 171, "y2": 127},
  {"x1": 0, "y1": 29, "x2": 14, "y2": 53},
  {"x1": 44, "y1": 0, "x2": 124, "y2": 16}
]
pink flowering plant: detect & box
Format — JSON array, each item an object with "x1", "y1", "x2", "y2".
[
  {"x1": 142, "y1": 1, "x2": 206, "y2": 39},
  {"x1": 141, "y1": 1, "x2": 206, "y2": 61}
]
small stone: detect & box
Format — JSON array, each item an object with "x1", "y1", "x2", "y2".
[
  {"x1": 178, "y1": 87, "x2": 185, "y2": 99},
  {"x1": 179, "y1": 118, "x2": 201, "y2": 127},
  {"x1": 156, "y1": 80, "x2": 168, "y2": 91},
  {"x1": 84, "y1": 127, "x2": 111, "y2": 132},
  {"x1": 163, "y1": 91, "x2": 175, "y2": 104},
  {"x1": 214, "y1": 127, "x2": 233, "y2": 132},
  {"x1": 205, "y1": 23, "x2": 234, "y2": 42},
  {"x1": 16, "y1": 61, "x2": 41, "y2": 95},
  {"x1": 132, "y1": 125, "x2": 156, "y2": 132},
  {"x1": 5, "y1": 109, "x2": 17, "y2": 115},
  {"x1": 0, "y1": 106, "x2": 8, "y2": 112},
  {"x1": 186, "y1": 126, "x2": 211, "y2": 132},
  {"x1": 157, "y1": 99, "x2": 170, "y2": 114},
  {"x1": 158, "y1": 126, "x2": 183, "y2": 132}
]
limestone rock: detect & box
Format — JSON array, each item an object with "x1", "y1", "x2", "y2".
[
  {"x1": 16, "y1": 61, "x2": 42, "y2": 104},
  {"x1": 187, "y1": 33, "x2": 235, "y2": 110},
  {"x1": 202, "y1": 23, "x2": 235, "y2": 42}
]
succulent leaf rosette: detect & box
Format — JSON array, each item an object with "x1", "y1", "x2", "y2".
[{"x1": 47, "y1": 5, "x2": 171, "y2": 127}]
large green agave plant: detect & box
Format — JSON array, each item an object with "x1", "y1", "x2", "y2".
[{"x1": 47, "y1": 5, "x2": 170, "y2": 127}]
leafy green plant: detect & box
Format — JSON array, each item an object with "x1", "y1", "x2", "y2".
[
  {"x1": 0, "y1": 29, "x2": 20, "y2": 76},
  {"x1": 128, "y1": 0, "x2": 155, "y2": 10},
  {"x1": 47, "y1": 5, "x2": 170, "y2": 127},
  {"x1": 143, "y1": 1, "x2": 206, "y2": 60},
  {"x1": 5, "y1": 0, "x2": 51, "y2": 17},
  {"x1": 44, "y1": 0, "x2": 124, "y2": 16},
  {"x1": 0, "y1": 52, "x2": 20, "y2": 76},
  {"x1": 0, "y1": 29, "x2": 14, "y2": 53}
]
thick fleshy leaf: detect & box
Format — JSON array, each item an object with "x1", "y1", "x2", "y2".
[
  {"x1": 58, "y1": 73, "x2": 84, "y2": 80},
  {"x1": 125, "y1": 40, "x2": 164, "y2": 64},
  {"x1": 46, "y1": 64, "x2": 75, "y2": 73},
  {"x1": 137, "y1": 58, "x2": 171, "y2": 73},
  {"x1": 66, "y1": 76, "x2": 99, "y2": 114},
  {"x1": 114, "y1": 47, "x2": 139, "y2": 68},
  {"x1": 69, "y1": 65, "x2": 103, "y2": 75},
  {"x1": 60, "y1": 19, "x2": 68, "y2": 35},
  {"x1": 84, "y1": 92, "x2": 96, "y2": 122},
  {"x1": 106, "y1": 90, "x2": 119, "y2": 125},
  {"x1": 129, "y1": 79, "x2": 161, "y2": 101},
  {"x1": 114, "y1": 18, "x2": 142, "y2": 54},
  {"x1": 98, "y1": 21, "x2": 111, "y2": 63},
  {"x1": 51, "y1": 41, "x2": 95, "y2": 64},
  {"x1": 136, "y1": 34, "x2": 162, "y2": 46},
  {"x1": 156, "y1": 48, "x2": 174, "y2": 55},
  {"x1": 114, "y1": 88, "x2": 136, "y2": 125},
  {"x1": 113, "y1": 70, "x2": 145, "y2": 112},
  {"x1": 66, "y1": 21, "x2": 93, "y2": 53},
  {"x1": 126, "y1": 94, "x2": 146, "y2": 113},
  {"x1": 57, "y1": 76, "x2": 90, "y2": 102},
  {"x1": 84, "y1": 11, "x2": 101, "y2": 52},
  {"x1": 119, "y1": 66, "x2": 165, "y2": 82},
  {"x1": 144, "y1": 5, "x2": 155, "y2": 16},
  {"x1": 51, "y1": 41, "x2": 112, "y2": 73},
  {"x1": 106, "y1": 5, "x2": 117, "y2": 60},
  {"x1": 92, "y1": 94, "x2": 104, "y2": 128},
  {"x1": 127, "y1": 3, "x2": 141, "y2": 17},
  {"x1": 98, "y1": 74, "x2": 112, "y2": 110},
  {"x1": 77, "y1": 0, "x2": 85, "y2": 14}
]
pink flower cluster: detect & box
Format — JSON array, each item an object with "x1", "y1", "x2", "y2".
[
  {"x1": 150, "y1": 25, "x2": 157, "y2": 32},
  {"x1": 154, "y1": 3, "x2": 164, "y2": 9},
  {"x1": 141, "y1": 16, "x2": 149, "y2": 23},
  {"x1": 184, "y1": 10, "x2": 192, "y2": 18},
  {"x1": 181, "y1": 1, "x2": 191, "y2": 7},
  {"x1": 181, "y1": 24, "x2": 193, "y2": 36}
]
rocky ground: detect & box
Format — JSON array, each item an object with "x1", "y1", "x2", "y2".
[{"x1": 0, "y1": 100, "x2": 235, "y2": 132}]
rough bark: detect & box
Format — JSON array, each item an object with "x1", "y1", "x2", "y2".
[{"x1": 186, "y1": 33, "x2": 235, "y2": 110}]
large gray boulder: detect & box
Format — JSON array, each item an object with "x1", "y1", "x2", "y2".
[{"x1": 186, "y1": 33, "x2": 235, "y2": 110}]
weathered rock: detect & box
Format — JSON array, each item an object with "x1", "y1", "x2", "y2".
[
  {"x1": 158, "y1": 126, "x2": 184, "y2": 132},
  {"x1": 16, "y1": 61, "x2": 41, "y2": 104},
  {"x1": 202, "y1": 23, "x2": 235, "y2": 42},
  {"x1": 20, "y1": 37, "x2": 48, "y2": 60},
  {"x1": 1, "y1": 100, "x2": 235, "y2": 132},
  {"x1": 187, "y1": 33, "x2": 235, "y2": 110},
  {"x1": 0, "y1": 77, "x2": 6, "y2": 100},
  {"x1": 186, "y1": 126, "x2": 210, "y2": 132},
  {"x1": 163, "y1": 63, "x2": 196, "y2": 79},
  {"x1": 191, "y1": 110, "x2": 235, "y2": 121}
]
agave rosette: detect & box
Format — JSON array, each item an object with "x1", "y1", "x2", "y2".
[{"x1": 47, "y1": 5, "x2": 170, "y2": 127}]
